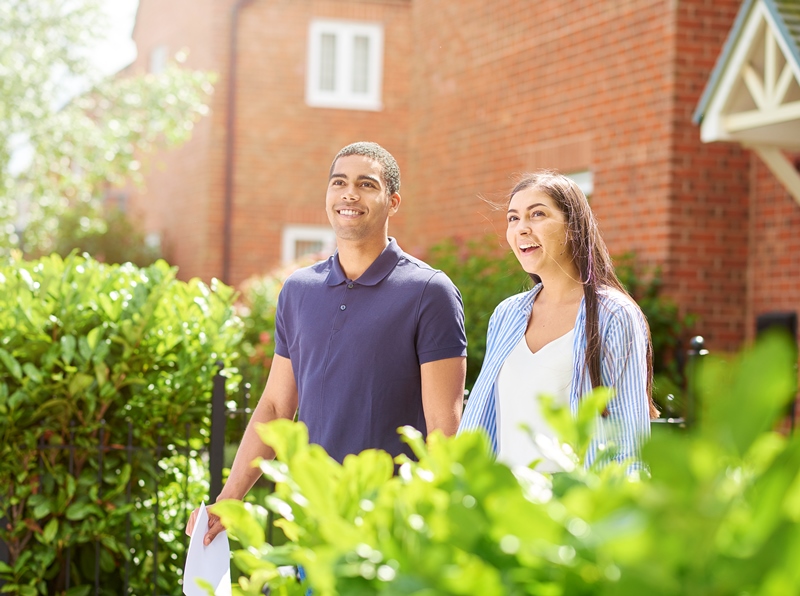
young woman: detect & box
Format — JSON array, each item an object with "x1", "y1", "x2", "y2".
[{"x1": 459, "y1": 171, "x2": 657, "y2": 472}]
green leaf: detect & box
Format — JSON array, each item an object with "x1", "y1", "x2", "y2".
[
  {"x1": 32, "y1": 500, "x2": 51, "y2": 519},
  {"x1": 86, "y1": 326, "x2": 103, "y2": 351},
  {"x1": 213, "y1": 500, "x2": 265, "y2": 550},
  {"x1": 68, "y1": 373, "x2": 94, "y2": 396},
  {"x1": 42, "y1": 518, "x2": 58, "y2": 543},
  {"x1": 0, "y1": 348, "x2": 22, "y2": 380},
  {"x1": 60, "y1": 335, "x2": 77, "y2": 365},
  {"x1": 22, "y1": 363, "x2": 42, "y2": 384},
  {"x1": 65, "y1": 501, "x2": 96, "y2": 521},
  {"x1": 256, "y1": 419, "x2": 309, "y2": 463},
  {"x1": 702, "y1": 332, "x2": 797, "y2": 455}
]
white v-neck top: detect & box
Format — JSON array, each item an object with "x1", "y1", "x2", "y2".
[{"x1": 496, "y1": 329, "x2": 574, "y2": 471}]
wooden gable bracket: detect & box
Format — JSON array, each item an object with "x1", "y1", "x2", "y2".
[
  {"x1": 694, "y1": 0, "x2": 800, "y2": 207},
  {"x1": 750, "y1": 145, "x2": 800, "y2": 206}
]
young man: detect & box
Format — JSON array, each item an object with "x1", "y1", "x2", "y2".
[{"x1": 187, "y1": 142, "x2": 467, "y2": 545}]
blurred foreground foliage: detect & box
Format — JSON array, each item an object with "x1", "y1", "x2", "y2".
[
  {"x1": 0, "y1": 253, "x2": 242, "y2": 595},
  {"x1": 0, "y1": 0, "x2": 214, "y2": 257},
  {"x1": 215, "y1": 332, "x2": 800, "y2": 596}
]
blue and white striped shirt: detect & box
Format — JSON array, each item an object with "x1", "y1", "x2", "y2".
[{"x1": 459, "y1": 283, "x2": 651, "y2": 470}]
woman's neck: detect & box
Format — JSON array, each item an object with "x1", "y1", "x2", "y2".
[{"x1": 535, "y1": 270, "x2": 584, "y2": 306}]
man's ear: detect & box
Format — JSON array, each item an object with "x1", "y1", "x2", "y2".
[{"x1": 388, "y1": 192, "x2": 401, "y2": 216}]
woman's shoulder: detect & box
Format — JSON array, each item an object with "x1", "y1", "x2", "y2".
[
  {"x1": 494, "y1": 285, "x2": 540, "y2": 315},
  {"x1": 597, "y1": 286, "x2": 647, "y2": 327}
]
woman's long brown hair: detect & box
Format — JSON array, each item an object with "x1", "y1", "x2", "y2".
[{"x1": 509, "y1": 171, "x2": 659, "y2": 419}]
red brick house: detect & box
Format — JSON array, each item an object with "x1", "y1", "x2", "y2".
[{"x1": 126, "y1": 0, "x2": 799, "y2": 362}]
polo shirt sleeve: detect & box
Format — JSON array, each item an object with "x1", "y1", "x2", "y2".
[
  {"x1": 415, "y1": 271, "x2": 468, "y2": 365},
  {"x1": 273, "y1": 282, "x2": 292, "y2": 359}
]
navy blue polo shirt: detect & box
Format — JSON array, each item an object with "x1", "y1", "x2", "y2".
[{"x1": 273, "y1": 238, "x2": 467, "y2": 463}]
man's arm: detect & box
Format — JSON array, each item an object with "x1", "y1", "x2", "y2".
[
  {"x1": 420, "y1": 356, "x2": 466, "y2": 436},
  {"x1": 186, "y1": 354, "x2": 298, "y2": 544}
]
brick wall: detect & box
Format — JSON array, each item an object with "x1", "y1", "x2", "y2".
[
  {"x1": 129, "y1": 0, "x2": 800, "y2": 358},
  {"x1": 224, "y1": 0, "x2": 412, "y2": 285},
  {"x1": 130, "y1": 0, "x2": 411, "y2": 285},
  {"x1": 127, "y1": 0, "x2": 229, "y2": 282},
  {"x1": 665, "y1": 0, "x2": 750, "y2": 353},
  {"x1": 747, "y1": 152, "x2": 800, "y2": 420},
  {"x1": 747, "y1": 152, "x2": 800, "y2": 336},
  {"x1": 404, "y1": 0, "x2": 747, "y2": 352}
]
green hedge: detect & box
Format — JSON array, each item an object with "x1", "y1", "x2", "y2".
[
  {"x1": 0, "y1": 253, "x2": 242, "y2": 595},
  {"x1": 216, "y1": 332, "x2": 799, "y2": 596}
]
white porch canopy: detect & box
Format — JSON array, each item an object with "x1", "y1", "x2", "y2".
[{"x1": 694, "y1": 0, "x2": 800, "y2": 204}]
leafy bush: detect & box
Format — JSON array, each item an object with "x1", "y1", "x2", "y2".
[
  {"x1": 215, "y1": 332, "x2": 799, "y2": 596},
  {"x1": 0, "y1": 253, "x2": 242, "y2": 595},
  {"x1": 614, "y1": 253, "x2": 696, "y2": 417},
  {"x1": 47, "y1": 203, "x2": 162, "y2": 267}
]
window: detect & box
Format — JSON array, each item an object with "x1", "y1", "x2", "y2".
[
  {"x1": 149, "y1": 45, "x2": 168, "y2": 74},
  {"x1": 281, "y1": 225, "x2": 336, "y2": 264},
  {"x1": 566, "y1": 170, "x2": 594, "y2": 199},
  {"x1": 306, "y1": 19, "x2": 384, "y2": 111}
]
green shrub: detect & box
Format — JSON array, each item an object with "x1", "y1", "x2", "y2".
[
  {"x1": 46, "y1": 203, "x2": 162, "y2": 267},
  {"x1": 0, "y1": 253, "x2": 242, "y2": 595},
  {"x1": 215, "y1": 332, "x2": 799, "y2": 596},
  {"x1": 614, "y1": 253, "x2": 696, "y2": 417}
]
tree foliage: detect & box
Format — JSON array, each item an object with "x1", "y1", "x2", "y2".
[{"x1": 0, "y1": 0, "x2": 214, "y2": 256}]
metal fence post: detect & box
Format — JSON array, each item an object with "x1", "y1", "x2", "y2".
[
  {"x1": 0, "y1": 519, "x2": 8, "y2": 590},
  {"x1": 685, "y1": 335, "x2": 708, "y2": 429},
  {"x1": 210, "y1": 362, "x2": 227, "y2": 503}
]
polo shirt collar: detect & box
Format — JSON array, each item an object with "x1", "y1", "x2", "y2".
[{"x1": 326, "y1": 238, "x2": 403, "y2": 286}]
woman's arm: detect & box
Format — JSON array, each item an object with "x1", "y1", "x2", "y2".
[{"x1": 598, "y1": 301, "x2": 651, "y2": 471}]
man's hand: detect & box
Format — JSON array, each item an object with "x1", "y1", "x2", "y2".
[{"x1": 185, "y1": 505, "x2": 226, "y2": 546}]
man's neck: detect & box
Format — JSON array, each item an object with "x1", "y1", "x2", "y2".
[{"x1": 337, "y1": 236, "x2": 391, "y2": 280}]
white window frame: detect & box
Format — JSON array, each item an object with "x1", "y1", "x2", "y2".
[
  {"x1": 149, "y1": 44, "x2": 168, "y2": 74},
  {"x1": 306, "y1": 19, "x2": 384, "y2": 111},
  {"x1": 566, "y1": 170, "x2": 594, "y2": 199},
  {"x1": 281, "y1": 225, "x2": 336, "y2": 264}
]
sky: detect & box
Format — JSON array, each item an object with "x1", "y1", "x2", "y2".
[{"x1": 92, "y1": 0, "x2": 139, "y2": 75}]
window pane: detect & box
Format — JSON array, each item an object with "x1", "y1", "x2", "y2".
[
  {"x1": 294, "y1": 239, "x2": 324, "y2": 259},
  {"x1": 352, "y1": 35, "x2": 370, "y2": 94},
  {"x1": 319, "y1": 33, "x2": 336, "y2": 91}
]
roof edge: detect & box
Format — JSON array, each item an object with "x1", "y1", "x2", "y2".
[{"x1": 693, "y1": 0, "x2": 757, "y2": 125}]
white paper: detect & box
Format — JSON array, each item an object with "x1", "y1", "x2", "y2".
[{"x1": 183, "y1": 502, "x2": 232, "y2": 596}]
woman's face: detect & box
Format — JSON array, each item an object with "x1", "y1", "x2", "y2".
[{"x1": 506, "y1": 187, "x2": 573, "y2": 277}]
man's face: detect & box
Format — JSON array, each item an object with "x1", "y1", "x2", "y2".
[{"x1": 326, "y1": 154, "x2": 400, "y2": 243}]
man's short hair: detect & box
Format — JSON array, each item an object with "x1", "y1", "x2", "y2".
[{"x1": 330, "y1": 142, "x2": 401, "y2": 196}]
